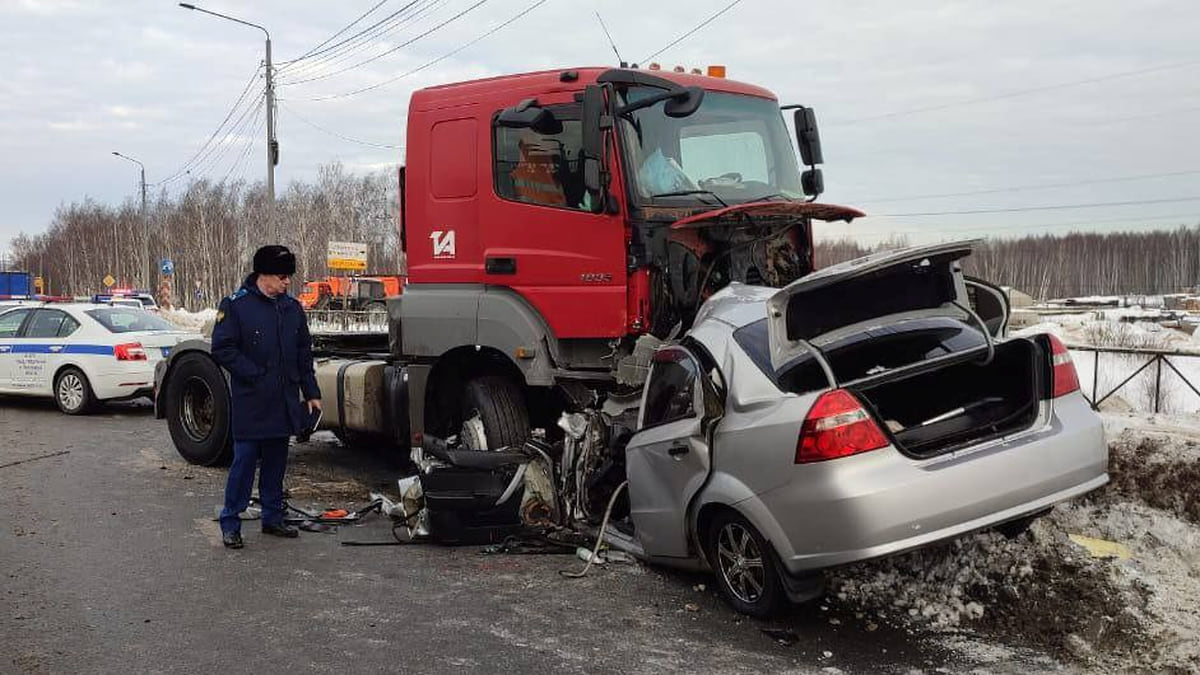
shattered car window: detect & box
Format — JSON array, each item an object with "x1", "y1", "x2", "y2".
[{"x1": 642, "y1": 350, "x2": 700, "y2": 428}]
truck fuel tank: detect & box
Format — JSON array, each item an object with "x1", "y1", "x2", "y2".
[{"x1": 314, "y1": 359, "x2": 393, "y2": 435}]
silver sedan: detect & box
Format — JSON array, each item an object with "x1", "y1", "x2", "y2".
[{"x1": 613, "y1": 241, "x2": 1107, "y2": 616}]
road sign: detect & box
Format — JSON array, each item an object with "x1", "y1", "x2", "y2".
[
  {"x1": 161, "y1": 258, "x2": 175, "y2": 275},
  {"x1": 103, "y1": 274, "x2": 115, "y2": 288},
  {"x1": 34, "y1": 276, "x2": 44, "y2": 293},
  {"x1": 327, "y1": 241, "x2": 368, "y2": 271}
]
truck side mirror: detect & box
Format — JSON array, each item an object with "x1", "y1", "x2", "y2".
[
  {"x1": 793, "y1": 106, "x2": 824, "y2": 166},
  {"x1": 801, "y1": 168, "x2": 824, "y2": 197},
  {"x1": 581, "y1": 85, "x2": 606, "y2": 210},
  {"x1": 498, "y1": 98, "x2": 552, "y2": 130},
  {"x1": 664, "y1": 86, "x2": 705, "y2": 118}
]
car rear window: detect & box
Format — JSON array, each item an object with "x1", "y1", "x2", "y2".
[
  {"x1": 85, "y1": 308, "x2": 176, "y2": 333},
  {"x1": 733, "y1": 315, "x2": 988, "y2": 393}
]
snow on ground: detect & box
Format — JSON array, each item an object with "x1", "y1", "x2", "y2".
[
  {"x1": 160, "y1": 308, "x2": 217, "y2": 335},
  {"x1": 823, "y1": 412, "x2": 1200, "y2": 673}
]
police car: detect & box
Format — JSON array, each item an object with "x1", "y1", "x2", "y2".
[{"x1": 0, "y1": 303, "x2": 202, "y2": 414}]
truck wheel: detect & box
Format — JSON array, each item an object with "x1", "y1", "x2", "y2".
[
  {"x1": 461, "y1": 376, "x2": 529, "y2": 450},
  {"x1": 708, "y1": 511, "x2": 786, "y2": 617},
  {"x1": 165, "y1": 353, "x2": 233, "y2": 466},
  {"x1": 54, "y1": 367, "x2": 96, "y2": 415}
]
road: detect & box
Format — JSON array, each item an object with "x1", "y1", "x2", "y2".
[{"x1": 1, "y1": 398, "x2": 1018, "y2": 674}]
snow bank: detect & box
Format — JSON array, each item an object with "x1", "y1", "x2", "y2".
[
  {"x1": 160, "y1": 308, "x2": 217, "y2": 334},
  {"x1": 824, "y1": 413, "x2": 1200, "y2": 671}
]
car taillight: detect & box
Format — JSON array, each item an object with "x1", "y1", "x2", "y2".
[
  {"x1": 1046, "y1": 333, "x2": 1080, "y2": 398},
  {"x1": 114, "y1": 342, "x2": 147, "y2": 361},
  {"x1": 796, "y1": 389, "x2": 889, "y2": 464}
]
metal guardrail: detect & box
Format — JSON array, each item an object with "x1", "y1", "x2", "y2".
[{"x1": 1066, "y1": 344, "x2": 1200, "y2": 413}]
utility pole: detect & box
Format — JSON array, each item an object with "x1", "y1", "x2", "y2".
[
  {"x1": 179, "y1": 3, "x2": 277, "y2": 208},
  {"x1": 112, "y1": 151, "x2": 149, "y2": 288}
]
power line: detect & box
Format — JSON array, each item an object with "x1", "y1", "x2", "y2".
[
  {"x1": 643, "y1": 0, "x2": 743, "y2": 63},
  {"x1": 828, "y1": 57, "x2": 1200, "y2": 126},
  {"x1": 282, "y1": 0, "x2": 486, "y2": 86},
  {"x1": 306, "y1": 0, "x2": 549, "y2": 101},
  {"x1": 223, "y1": 109, "x2": 268, "y2": 184},
  {"x1": 856, "y1": 169, "x2": 1200, "y2": 204},
  {"x1": 879, "y1": 196, "x2": 1200, "y2": 218},
  {"x1": 186, "y1": 94, "x2": 267, "y2": 182},
  {"x1": 284, "y1": 0, "x2": 393, "y2": 64},
  {"x1": 279, "y1": 101, "x2": 403, "y2": 149},
  {"x1": 279, "y1": 0, "x2": 424, "y2": 69},
  {"x1": 278, "y1": 0, "x2": 446, "y2": 81},
  {"x1": 157, "y1": 66, "x2": 263, "y2": 186}
]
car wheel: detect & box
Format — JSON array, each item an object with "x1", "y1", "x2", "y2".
[
  {"x1": 54, "y1": 367, "x2": 96, "y2": 415},
  {"x1": 165, "y1": 353, "x2": 232, "y2": 466},
  {"x1": 460, "y1": 376, "x2": 528, "y2": 451},
  {"x1": 708, "y1": 511, "x2": 786, "y2": 617}
]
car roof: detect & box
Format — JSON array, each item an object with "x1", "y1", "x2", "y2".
[{"x1": 691, "y1": 283, "x2": 775, "y2": 330}]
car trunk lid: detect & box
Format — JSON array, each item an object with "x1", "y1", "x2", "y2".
[{"x1": 766, "y1": 240, "x2": 979, "y2": 373}]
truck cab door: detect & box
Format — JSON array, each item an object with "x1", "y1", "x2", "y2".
[{"x1": 625, "y1": 345, "x2": 721, "y2": 559}]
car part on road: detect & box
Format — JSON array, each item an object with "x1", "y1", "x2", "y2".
[
  {"x1": 54, "y1": 367, "x2": 95, "y2": 415},
  {"x1": 560, "y1": 480, "x2": 628, "y2": 579}
]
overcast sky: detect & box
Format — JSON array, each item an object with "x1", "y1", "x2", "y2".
[{"x1": 2, "y1": 0, "x2": 1198, "y2": 257}]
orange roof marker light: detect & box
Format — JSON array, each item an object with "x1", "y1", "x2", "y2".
[
  {"x1": 707, "y1": 65, "x2": 727, "y2": 78},
  {"x1": 648, "y1": 62, "x2": 662, "y2": 71}
]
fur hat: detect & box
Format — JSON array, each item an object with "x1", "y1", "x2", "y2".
[{"x1": 252, "y1": 245, "x2": 296, "y2": 276}]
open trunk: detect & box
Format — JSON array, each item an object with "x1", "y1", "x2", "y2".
[{"x1": 849, "y1": 338, "x2": 1045, "y2": 458}]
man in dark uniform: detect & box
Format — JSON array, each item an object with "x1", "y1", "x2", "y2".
[{"x1": 212, "y1": 245, "x2": 322, "y2": 549}]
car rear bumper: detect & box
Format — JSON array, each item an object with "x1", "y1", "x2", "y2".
[
  {"x1": 747, "y1": 392, "x2": 1108, "y2": 575},
  {"x1": 90, "y1": 366, "x2": 157, "y2": 401}
]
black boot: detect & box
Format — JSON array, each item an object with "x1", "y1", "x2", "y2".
[
  {"x1": 262, "y1": 523, "x2": 299, "y2": 538},
  {"x1": 223, "y1": 531, "x2": 244, "y2": 549}
]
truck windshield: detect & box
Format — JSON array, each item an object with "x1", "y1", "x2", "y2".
[{"x1": 618, "y1": 88, "x2": 804, "y2": 206}]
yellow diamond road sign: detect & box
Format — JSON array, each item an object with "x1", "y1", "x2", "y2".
[{"x1": 103, "y1": 274, "x2": 116, "y2": 288}]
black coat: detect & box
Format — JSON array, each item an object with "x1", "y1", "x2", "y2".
[{"x1": 212, "y1": 275, "x2": 321, "y2": 440}]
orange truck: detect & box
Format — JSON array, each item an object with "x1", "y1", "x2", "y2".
[{"x1": 299, "y1": 275, "x2": 404, "y2": 311}]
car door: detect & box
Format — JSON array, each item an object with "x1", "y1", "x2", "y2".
[
  {"x1": 17, "y1": 309, "x2": 82, "y2": 395},
  {"x1": 0, "y1": 308, "x2": 35, "y2": 393},
  {"x1": 625, "y1": 344, "x2": 723, "y2": 559}
]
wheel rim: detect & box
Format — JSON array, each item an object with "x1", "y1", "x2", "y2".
[
  {"x1": 716, "y1": 522, "x2": 766, "y2": 604},
  {"x1": 180, "y1": 375, "x2": 215, "y2": 442},
  {"x1": 58, "y1": 373, "x2": 84, "y2": 410}
]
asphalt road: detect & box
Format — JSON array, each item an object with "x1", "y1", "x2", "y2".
[{"x1": 1, "y1": 398, "x2": 1003, "y2": 674}]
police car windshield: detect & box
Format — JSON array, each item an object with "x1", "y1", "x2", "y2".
[
  {"x1": 618, "y1": 88, "x2": 804, "y2": 206},
  {"x1": 85, "y1": 308, "x2": 176, "y2": 333}
]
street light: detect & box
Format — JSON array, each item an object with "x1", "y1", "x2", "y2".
[
  {"x1": 178, "y1": 3, "x2": 277, "y2": 207},
  {"x1": 112, "y1": 151, "x2": 149, "y2": 288}
]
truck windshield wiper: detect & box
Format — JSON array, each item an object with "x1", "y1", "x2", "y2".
[{"x1": 649, "y1": 189, "x2": 728, "y2": 208}]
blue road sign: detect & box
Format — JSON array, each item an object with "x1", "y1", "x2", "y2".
[{"x1": 161, "y1": 258, "x2": 175, "y2": 275}]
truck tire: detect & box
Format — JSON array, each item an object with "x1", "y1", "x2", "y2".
[
  {"x1": 164, "y1": 353, "x2": 233, "y2": 466},
  {"x1": 461, "y1": 376, "x2": 529, "y2": 451},
  {"x1": 708, "y1": 510, "x2": 786, "y2": 617}
]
